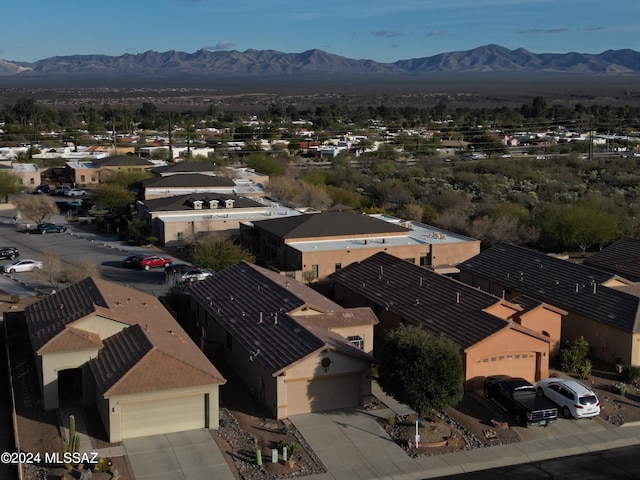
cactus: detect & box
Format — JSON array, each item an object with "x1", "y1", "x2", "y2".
[{"x1": 61, "y1": 415, "x2": 80, "y2": 469}]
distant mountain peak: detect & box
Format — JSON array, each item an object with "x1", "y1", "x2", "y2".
[{"x1": 1, "y1": 45, "x2": 639, "y2": 78}]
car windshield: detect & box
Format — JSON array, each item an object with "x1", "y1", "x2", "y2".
[{"x1": 579, "y1": 395, "x2": 598, "y2": 405}]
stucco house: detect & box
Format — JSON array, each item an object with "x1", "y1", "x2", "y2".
[
  {"x1": 65, "y1": 155, "x2": 155, "y2": 186},
  {"x1": 330, "y1": 252, "x2": 563, "y2": 390},
  {"x1": 240, "y1": 211, "x2": 481, "y2": 283},
  {"x1": 137, "y1": 192, "x2": 305, "y2": 247},
  {"x1": 458, "y1": 243, "x2": 640, "y2": 366},
  {"x1": 189, "y1": 261, "x2": 377, "y2": 419},
  {"x1": 23, "y1": 277, "x2": 226, "y2": 442}
]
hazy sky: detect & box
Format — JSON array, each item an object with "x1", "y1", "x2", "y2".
[{"x1": 3, "y1": 0, "x2": 638, "y2": 63}]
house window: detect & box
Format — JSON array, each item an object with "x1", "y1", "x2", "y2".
[
  {"x1": 335, "y1": 263, "x2": 342, "y2": 271},
  {"x1": 226, "y1": 332, "x2": 233, "y2": 351},
  {"x1": 91, "y1": 175, "x2": 96, "y2": 182},
  {"x1": 347, "y1": 335, "x2": 364, "y2": 350},
  {"x1": 177, "y1": 232, "x2": 184, "y2": 240},
  {"x1": 80, "y1": 175, "x2": 86, "y2": 182},
  {"x1": 311, "y1": 265, "x2": 319, "y2": 279},
  {"x1": 29, "y1": 178, "x2": 35, "y2": 184}
]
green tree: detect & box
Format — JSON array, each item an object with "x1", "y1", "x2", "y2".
[
  {"x1": 0, "y1": 171, "x2": 21, "y2": 202},
  {"x1": 190, "y1": 234, "x2": 255, "y2": 271},
  {"x1": 378, "y1": 325, "x2": 464, "y2": 417},
  {"x1": 91, "y1": 184, "x2": 135, "y2": 208}
]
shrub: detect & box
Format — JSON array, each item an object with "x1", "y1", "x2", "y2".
[
  {"x1": 611, "y1": 382, "x2": 629, "y2": 396},
  {"x1": 621, "y1": 364, "x2": 640, "y2": 384},
  {"x1": 145, "y1": 236, "x2": 158, "y2": 245}
]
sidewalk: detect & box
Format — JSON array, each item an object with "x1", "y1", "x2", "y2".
[{"x1": 290, "y1": 383, "x2": 640, "y2": 480}]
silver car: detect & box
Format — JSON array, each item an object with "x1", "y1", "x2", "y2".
[
  {"x1": 537, "y1": 378, "x2": 601, "y2": 419},
  {"x1": 3, "y1": 259, "x2": 43, "y2": 273}
]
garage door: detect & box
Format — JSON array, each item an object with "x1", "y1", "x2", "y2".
[
  {"x1": 472, "y1": 351, "x2": 538, "y2": 389},
  {"x1": 120, "y1": 393, "x2": 205, "y2": 440},
  {"x1": 286, "y1": 375, "x2": 361, "y2": 416}
]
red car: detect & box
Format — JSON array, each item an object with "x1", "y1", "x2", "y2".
[{"x1": 138, "y1": 254, "x2": 173, "y2": 270}]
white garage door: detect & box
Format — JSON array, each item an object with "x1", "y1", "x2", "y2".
[
  {"x1": 120, "y1": 393, "x2": 205, "y2": 440},
  {"x1": 286, "y1": 375, "x2": 361, "y2": 416}
]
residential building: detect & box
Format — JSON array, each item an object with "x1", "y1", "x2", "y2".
[
  {"x1": 330, "y1": 252, "x2": 560, "y2": 390},
  {"x1": 137, "y1": 193, "x2": 305, "y2": 247},
  {"x1": 458, "y1": 243, "x2": 640, "y2": 366},
  {"x1": 189, "y1": 262, "x2": 377, "y2": 419},
  {"x1": 240, "y1": 211, "x2": 480, "y2": 283},
  {"x1": 20, "y1": 277, "x2": 225, "y2": 442},
  {"x1": 583, "y1": 237, "x2": 640, "y2": 282},
  {"x1": 65, "y1": 155, "x2": 155, "y2": 186}
]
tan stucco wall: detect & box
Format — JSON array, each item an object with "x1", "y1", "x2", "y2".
[
  {"x1": 41, "y1": 348, "x2": 101, "y2": 410},
  {"x1": 466, "y1": 329, "x2": 550, "y2": 388},
  {"x1": 517, "y1": 308, "x2": 562, "y2": 358},
  {"x1": 430, "y1": 241, "x2": 480, "y2": 269},
  {"x1": 195, "y1": 300, "x2": 371, "y2": 419},
  {"x1": 72, "y1": 315, "x2": 129, "y2": 340},
  {"x1": 327, "y1": 325, "x2": 375, "y2": 354}
]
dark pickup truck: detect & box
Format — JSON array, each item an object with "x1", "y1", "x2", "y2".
[{"x1": 484, "y1": 375, "x2": 558, "y2": 427}]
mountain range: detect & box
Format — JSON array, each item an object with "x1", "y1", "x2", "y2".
[{"x1": 1, "y1": 44, "x2": 639, "y2": 78}]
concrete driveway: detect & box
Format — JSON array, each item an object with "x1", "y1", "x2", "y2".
[{"x1": 123, "y1": 429, "x2": 235, "y2": 480}]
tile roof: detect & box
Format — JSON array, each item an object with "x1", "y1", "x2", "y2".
[
  {"x1": 152, "y1": 162, "x2": 219, "y2": 175},
  {"x1": 90, "y1": 324, "x2": 225, "y2": 397},
  {"x1": 190, "y1": 262, "x2": 375, "y2": 376},
  {"x1": 25, "y1": 277, "x2": 168, "y2": 352},
  {"x1": 329, "y1": 252, "x2": 513, "y2": 349},
  {"x1": 141, "y1": 173, "x2": 235, "y2": 188},
  {"x1": 251, "y1": 211, "x2": 410, "y2": 239},
  {"x1": 26, "y1": 277, "x2": 225, "y2": 395},
  {"x1": 93, "y1": 155, "x2": 154, "y2": 167},
  {"x1": 140, "y1": 192, "x2": 264, "y2": 212},
  {"x1": 584, "y1": 237, "x2": 640, "y2": 282},
  {"x1": 458, "y1": 243, "x2": 640, "y2": 333}
]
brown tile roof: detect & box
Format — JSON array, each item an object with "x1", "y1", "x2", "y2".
[
  {"x1": 329, "y1": 252, "x2": 513, "y2": 349},
  {"x1": 141, "y1": 173, "x2": 235, "y2": 189},
  {"x1": 190, "y1": 262, "x2": 375, "y2": 375},
  {"x1": 25, "y1": 276, "x2": 225, "y2": 396},
  {"x1": 151, "y1": 162, "x2": 220, "y2": 176},
  {"x1": 26, "y1": 277, "x2": 170, "y2": 352},
  {"x1": 38, "y1": 326, "x2": 103, "y2": 354},
  {"x1": 90, "y1": 324, "x2": 225, "y2": 397},
  {"x1": 140, "y1": 192, "x2": 264, "y2": 213},
  {"x1": 93, "y1": 155, "x2": 154, "y2": 167},
  {"x1": 251, "y1": 211, "x2": 410, "y2": 240}
]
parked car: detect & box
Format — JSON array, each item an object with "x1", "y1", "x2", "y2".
[
  {"x1": 3, "y1": 259, "x2": 43, "y2": 273},
  {"x1": 51, "y1": 185, "x2": 72, "y2": 196},
  {"x1": 180, "y1": 268, "x2": 214, "y2": 284},
  {"x1": 484, "y1": 375, "x2": 558, "y2": 427},
  {"x1": 56, "y1": 200, "x2": 83, "y2": 211},
  {"x1": 537, "y1": 378, "x2": 601, "y2": 419},
  {"x1": 0, "y1": 246, "x2": 19, "y2": 260},
  {"x1": 139, "y1": 254, "x2": 173, "y2": 270},
  {"x1": 36, "y1": 223, "x2": 67, "y2": 234},
  {"x1": 33, "y1": 184, "x2": 50, "y2": 194},
  {"x1": 121, "y1": 254, "x2": 144, "y2": 268},
  {"x1": 64, "y1": 188, "x2": 87, "y2": 197},
  {"x1": 164, "y1": 263, "x2": 193, "y2": 276}
]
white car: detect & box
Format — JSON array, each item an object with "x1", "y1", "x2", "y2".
[
  {"x1": 180, "y1": 269, "x2": 214, "y2": 283},
  {"x1": 537, "y1": 378, "x2": 600, "y2": 419},
  {"x1": 64, "y1": 188, "x2": 87, "y2": 197},
  {"x1": 3, "y1": 259, "x2": 43, "y2": 273}
]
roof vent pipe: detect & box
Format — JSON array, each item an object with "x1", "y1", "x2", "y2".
[{"x1": 456, "y1": 292, "x2": 460, "y2": 304}]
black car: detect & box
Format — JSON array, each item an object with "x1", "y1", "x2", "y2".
[
  {"x1": 35, "y1": 223, "x2": 67, "y2": 234},
  {"x1": 33, "y1": 184, "x2": 50, "y2": 194},
  {"x1": 164, "y1": 264, "x2": 193, "y2": 276},
  {"x1": 0, "y1": 246, "x2": 19, "y2": 260},
  {"x1": 121, "y1": 254, "x2": 143, "y2": 268}
]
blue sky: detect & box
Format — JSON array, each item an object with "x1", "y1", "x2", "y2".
[{"x1": 3, "y1": 0, "x2": 638, "y2": 63}]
